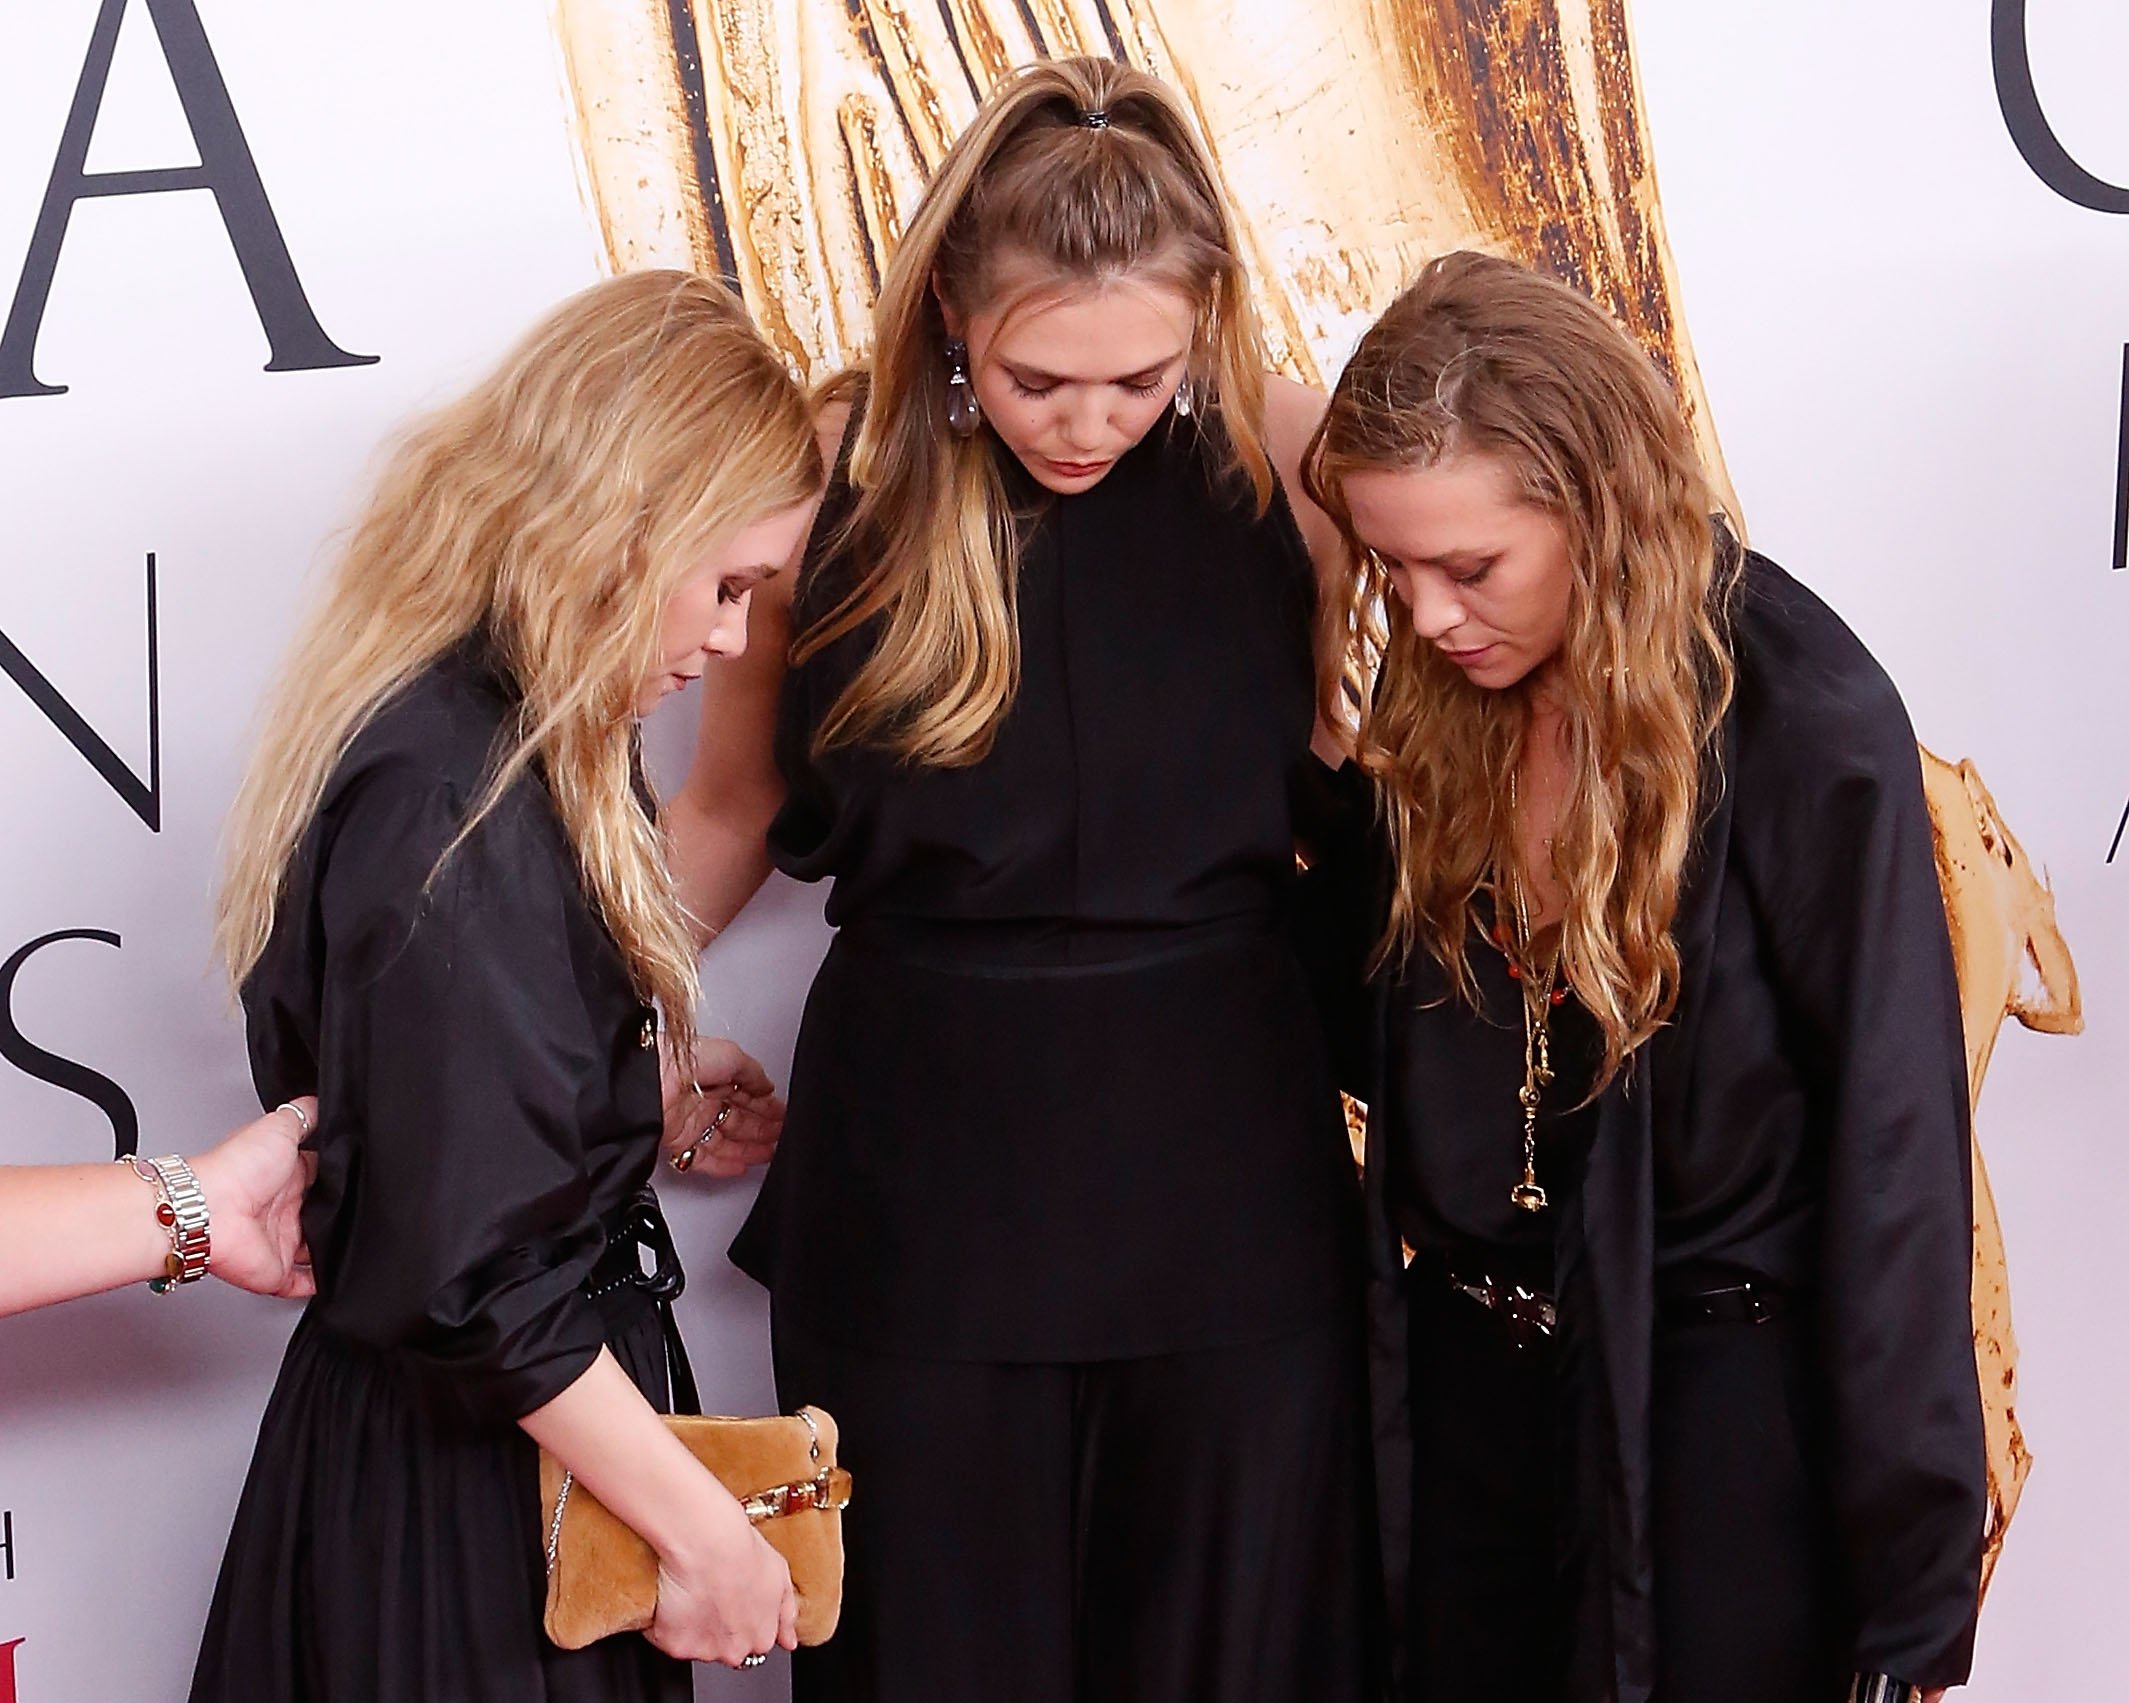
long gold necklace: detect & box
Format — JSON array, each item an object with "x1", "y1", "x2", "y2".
[{"x1": 1501, "y1": 772, "x2": 1566, "y2": 1213}]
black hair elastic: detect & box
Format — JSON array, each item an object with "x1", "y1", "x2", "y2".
[{"x1": 1079, "y1": 109, "x2": 1111, "y2": 129}]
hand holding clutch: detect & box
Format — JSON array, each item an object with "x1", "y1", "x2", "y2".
[
  {"x1": 652, "y1": 1518, "x2": 796, "y2": 1670},
  {"x1": 541, "y1": 1406, "x2": 852, "y2": 1652}
]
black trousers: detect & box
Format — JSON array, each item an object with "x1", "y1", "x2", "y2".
[
  {"x1": 773, "y1": 1311, "x2": 1377, "y2": 1703},
  {"x1": 1403, "y1": 1261, "x2": 1844, "y2": 1703}
]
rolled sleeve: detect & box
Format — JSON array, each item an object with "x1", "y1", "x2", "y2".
[{"x1": 307, "y1": 770, "x2": 613, "y2": 1425}]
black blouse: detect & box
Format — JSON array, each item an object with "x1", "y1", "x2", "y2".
[
  {"x1": 733, "y1": 416, "x2": 1362, "y2": 1360},
  {"x1": 768, "y1": 424, "x2": 1319, "y2": 938},
  {"x1": 1387, "y1": 920, "x2": 1602, "y2": 1257},
  {"x1": 243, "y1": 645, "x2": 667, "y2": 1426}
]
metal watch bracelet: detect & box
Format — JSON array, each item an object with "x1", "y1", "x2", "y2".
[{"x1": 120, "y1": 1153, "x2": 212, "y2": 1293}]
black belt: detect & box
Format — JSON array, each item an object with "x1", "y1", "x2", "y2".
[
  {"x1": 833, "y1": 913, "x2": 1276, "y2": 980},
  {"x1": 1659, "y1": 1276, "x2": 1794, "y2": 1329},
  {"x1": 1410, "y1": 1249, "x2": 1557, "y2": 1349},
  {"x1": 583, "y1": 1189, "x2": 699, "y2": 1413},
  {"x1": 1422, "y1": 1250, "x2": 1797, "y2": 1345}
]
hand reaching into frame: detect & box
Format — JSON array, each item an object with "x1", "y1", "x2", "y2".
[
  {"x1": 662, "y1": 1038, "x2": 786, "y2": 1179},
  {"x1": 191, "y1": 1096, "x2": 319, "y2": 1299}
]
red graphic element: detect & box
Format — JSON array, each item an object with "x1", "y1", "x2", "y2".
[{"x1": 0, "y1": 1635, "x2": 23, "y2": 1703}]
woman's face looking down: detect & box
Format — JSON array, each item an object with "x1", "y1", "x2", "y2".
[
  {"x1": 1341, "y1": 454, "x2": 1576, "y2": 694},
  {"x1": 949, "y1": 255, "x2": 1198, "y2": 497},
  {"x1": 637, "y1": 500, "x2": 814, "y2": 716}
]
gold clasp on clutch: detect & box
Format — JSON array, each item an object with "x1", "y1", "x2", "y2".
[{"x1": 741, "y1": 1469, "x2": 853, "y2": 1523}]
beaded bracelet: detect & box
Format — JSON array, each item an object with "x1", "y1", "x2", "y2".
[{"x1": 118, "y1": 1153, "x2": 212, "y2": 1293}]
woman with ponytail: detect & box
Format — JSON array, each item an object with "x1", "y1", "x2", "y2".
[{"x1": 672, "y1": 55, "x2": 1372, "y2": 1703}]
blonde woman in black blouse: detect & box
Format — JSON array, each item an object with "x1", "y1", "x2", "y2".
[{"x1": 191, "y1": 272, "x2": 822, "y2": 1703}]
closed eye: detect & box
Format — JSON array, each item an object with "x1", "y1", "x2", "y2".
[{"x1": 1004, "y1": 364, "x2": 1177, "y2": 399}]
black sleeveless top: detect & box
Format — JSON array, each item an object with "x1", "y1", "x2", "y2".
[{"x1": 731, "y1": 415, "x2": 1361, "y2": 1360}]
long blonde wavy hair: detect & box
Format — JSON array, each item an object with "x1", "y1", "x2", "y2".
[
  {"x1": 1305, "y1": 252, "x2": 1738, "y2": 1088},
  {"x1": 802, "y1": 54, "x2": 1273, "y2": 764},
  {"x1": 215, "y1": 270, "x2": 820, "y2": 1061}
]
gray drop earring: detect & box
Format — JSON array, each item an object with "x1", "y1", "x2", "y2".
[
  {"x1": 943, "y1": 337, "x2": 981, "y2": 437},
  {"x1": 1172, "y1": 373, "x2": 1198, "y2": 418}
]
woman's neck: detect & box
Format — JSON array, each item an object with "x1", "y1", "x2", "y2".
[{"x1": 1512, "y1": 690, "x2": 1573, "y2": 931}]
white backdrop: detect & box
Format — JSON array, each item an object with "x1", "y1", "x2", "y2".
[{"x1": 0, "y1": 3, "x2": 2119, "y2": 1699}]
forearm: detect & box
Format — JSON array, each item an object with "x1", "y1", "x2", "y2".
[
  {"x1": 666, "y1": 788, "x2": 779, "y2": 950},
  {"x1": 519, "y1": 1346, "x2": 752, "y2": 1566},
  {"x1": 0, "y1": 1163, "x2": 174, "y2": 1317}
]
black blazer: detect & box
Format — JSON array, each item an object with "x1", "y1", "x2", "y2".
[{"x1": 1301, "y1": 553, "x2": 1987, "y2": 1701}]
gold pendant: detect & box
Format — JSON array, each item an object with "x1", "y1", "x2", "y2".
[{"x1": 1511, "y1": 1180, "x2": 1549, "y2": 1213}]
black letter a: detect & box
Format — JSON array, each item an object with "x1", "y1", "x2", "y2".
[{"x1": 0, "y1": 0, "x2": 378, "y2": 398}]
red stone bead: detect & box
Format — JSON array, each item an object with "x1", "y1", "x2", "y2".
[
  {"x1": 157, "y1": 1203, "x2": 177, "y2": 1227},
  {"x1": 1550, "y1": 988, "x2": 1567, "y2": 1006},
  {"x1": 1506, "y1": 962, "x2": 1521, "y2": 980}
]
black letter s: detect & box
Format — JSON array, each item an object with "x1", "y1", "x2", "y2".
[{"x1": 0, "y1": 931, "x2": 140, "y2": 1157}]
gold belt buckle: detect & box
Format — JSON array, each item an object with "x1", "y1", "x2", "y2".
[{"x1": 1450, "y1": 1271, "x2": 1557, "y2": 1346}]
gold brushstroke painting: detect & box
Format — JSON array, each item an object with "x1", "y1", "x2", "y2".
[
  {"x1": 555, "y1": 0, "x2": 2080, "y2": 1596},
  {"x1": 553, "y1": 0, "x2": 1737, "y2": 515},
  {"x1": 1922, "y1": 749, "x2": 2082, "y2": 1595}
]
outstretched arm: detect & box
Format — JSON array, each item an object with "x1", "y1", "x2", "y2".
[
  {"x1": 1264, "y1": 372, "x2": 1352, "y2": 767},
  {"x1": 665, "y1": 561, "x2": 796, "y2": 947},
  {"x1": 666, "y1": 402, "x2": 846, "y2": 949},
  {"x1": 0, "y1": 1097, "x2": 316, "y2": 1317}
]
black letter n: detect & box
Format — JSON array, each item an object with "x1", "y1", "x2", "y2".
[{"x1": 0, "y1": 0, "x2": 378, "y2": 398}]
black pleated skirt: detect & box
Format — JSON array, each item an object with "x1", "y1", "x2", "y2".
[{"x1": 188, "y1": 1301, "x2": 689, "y2": 1703}]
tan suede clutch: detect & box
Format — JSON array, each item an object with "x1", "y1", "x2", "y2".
[{"x1": 539, "y1": 1406, "x2": 852, "y2": 1650}]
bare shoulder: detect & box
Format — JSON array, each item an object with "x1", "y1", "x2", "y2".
[
  {"x1": 814, "y1": 395, "x2": 854, "y2": 470},
  {"x1": 1258, "y1": 372, "x2": 1343, "y2": 585},
  {"x1": 1257, "y1": 374, "x2": 1353, "y2": 761},
  {"x1": 1261, "y1": 372, "x2": 1330, "y2": 483}
]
